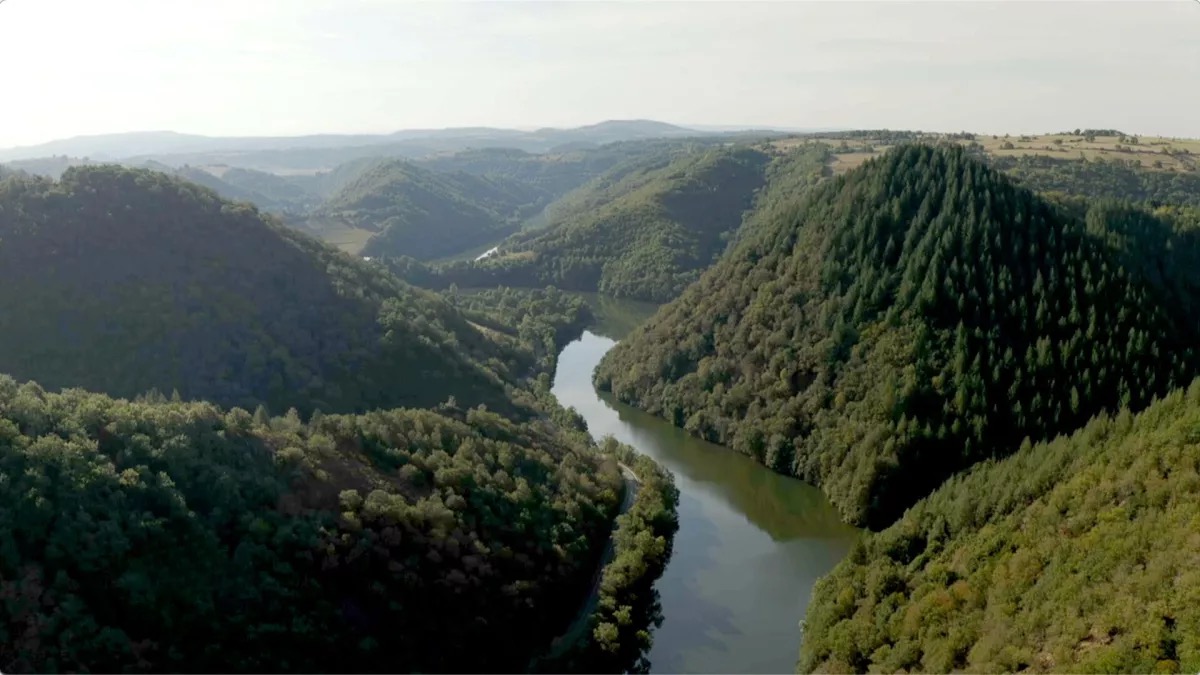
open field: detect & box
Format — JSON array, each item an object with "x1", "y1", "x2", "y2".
[
  {"x1": 768, "y1": 132, "x2": 1200, "y2": 175},
  {"x1": 293, "y1": 218, "x2": 376, "y2": 254}
]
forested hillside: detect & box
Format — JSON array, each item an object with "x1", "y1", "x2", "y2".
[
  {"x1": 173, "y1": 166, "x2": 284, "y2": 209},
  {"x1": 415, "y1": 141, "x2": 699, "y2": 203},
  {"x1": 0, "y1": 165, "x2": 682, "y2": 673},
  {"x1": 596, "y1": 144, "x2": 1200, "y2": 527},
  {"x1": 0, "y1": 166, "x2": 536, "y2": 417},
  {"x1": 801, "y1": 381, "x2": 1200, "y2": 674},
  {"x1": 312, "y1": 159, "x2": 549, "y2": 260},
  {"x1": 217, "y1": 166, "x2": 321, "y2": 212},
  {"x1": 992, "y1": 154, "x2": 1200, "y2": 207},
  {"x1": 388, "y1": 145, "x2": 785, "y2": 302},
  {"x1": 0, "y1": 376, "x2": 627, "y2": 673}
]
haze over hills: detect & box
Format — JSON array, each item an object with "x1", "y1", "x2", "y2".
[
  {"x1": 6, "y1": 0, "x2": 1200, "y2": 672},
  {"x1": 0, "y1": 120, "x2": 714, "y2": 168},
  {"x1": 308, "y1": 158, "x2": 551, "y2": 261}
]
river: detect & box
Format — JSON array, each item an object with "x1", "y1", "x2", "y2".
[{"x1": 551, "y1": 295, "x2": 861, "y2": 674}]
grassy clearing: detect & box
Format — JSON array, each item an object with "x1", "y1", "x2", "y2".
[
  {"x1": 298, "y1": 218, "x2": 376, "y2": 254},
  {"x1": 767, "y1": 132, "x2": 1200, "y2": 176}
]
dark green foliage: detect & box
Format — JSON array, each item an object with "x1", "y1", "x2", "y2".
[
  {"x1": 991, "y1": 154, "x2": 1200, "y2": 208},
  {"x1": 0, "y1": 165, "x2": 529, "y2": 417},
  {"x1": 390, "y1": 145, "x2": 793, "y2": 302},
  {"x1": 729, "y1": 142, "x2": 832, "y2": 246},
  {"x1": 596, "y1": 145, "x2": 1200, "y2": 527},
  {"x1": 586, "y1": 441, "x2": 679, "y2": 673},
  {"x1": 800, "y1": 381, "x2": 1200, "y2": 674},
  {"x1": 173, "y1": 166, "x2": 282, "y2": 209},
  {"x1": 218, "y1": 167, "x2": 321, "y2": 212},
  {"x1": 534, "y1": 439, "x2": 680, "y2": 674},
  {"x1": 315, "y1": 159, "x2": 549, "y2": 260},
  {"x1": 0, "y1": 377, "x2": 623, "y2": 673},
  {"x1": 442, "y1": 286, "x2": 593, "y2": 376},
  {"x1": 286, "y1": 157, "x2": 386, "y2": 200},
  {"x1": 416, "y1": 141, "x2": 700, "y2": 203}
]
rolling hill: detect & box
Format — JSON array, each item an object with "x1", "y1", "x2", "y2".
[
  {"x1": 0, "y1": 163, "x2": 680, "y2": 673},
  {"x1": 801, "y1": 382, "x2": 1200, "y2": 673},
  {"x1": 394, "y1": 144, "x2": 789, "y2": 302},
  {"x1": 306, "y1": 159, "x2": 550, "y2": 259},
  {"x1": 0, "y1": 165, "x2": 533, "y2": 416},
  {"x1": 595, "y1": 144, "x2": 1200, "y2": 527},
  {"x1": 0, "y1": 120, "x2": 712, "y2": 172}
]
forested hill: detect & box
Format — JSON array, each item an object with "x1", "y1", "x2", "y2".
[
  {"x1": 596, "y1": 144, "x2": 1200, "y2": 528},
  {"x1": 801, "y1": 381, "x2": 1200, "y2": 673},
  {"x1": 0, "y1": 374, "x2": 627, "y2": 673},
  {"x1": 414, "y1": 141, "x2": 698, "y2": 202},
  {"x1": 0, "y1": 166, "x2": 682, "y2": 672},
  {"x1": 389, "y1": 145, "x2": 806, "y2": 302},
  {"x1": 0, "y1": 165, "x2": 534, "y2": 417},
  {"x1": 312, "y1": 159, "x2": 549, "y2": 260}
]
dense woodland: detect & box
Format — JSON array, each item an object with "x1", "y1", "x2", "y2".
[
  {"x1": 989, "y1": 154, "x2": 1200, "y2": 208},
  {"x1": 0, "y1": 379, "x2": 624, "y2": 673},
  {"x1": 801, "y1": 382, "x2": 1200, "y2": 673},
  {"x1": 534, "y1": 440, "x2": 680, "y2": 674},
  {"x1": 384, "y1": 144, "x2": 830, "y2": 302},
  {"x1": 312, "y1": 159, "x2": 550, "y2": 261},
  {"x1": 8, "y1": 125, "x2": 1200, "y2": 674},
  {"x1": 596, "y1": 145, "x2": 1200, "y2": 527},
  {"x1": 0, "y1": 166, "x2": 544, "y2": 418},
  {"x1": 0, "y1": 164, "x2": 681, "y2": 672}
]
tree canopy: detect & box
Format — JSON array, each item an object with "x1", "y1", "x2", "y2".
[
  {"x1": 596, "y1": 144, "x2": 1200, "y2": 527},
  {"x1": 312, "y1": 159, "x2": 550, "y2": 261},
  {"x1": 0, "y1": 165, "x2": 551, "y2": 419},
  {"x1": 0, "y1": 376, "x2": 625, "y2": 673},
  {"x1": 801, "y1": 380, "x2": 1200, "y2": 673},
  {"x1": 386, "y1": 144, "x2": 830, "y2": 302}
]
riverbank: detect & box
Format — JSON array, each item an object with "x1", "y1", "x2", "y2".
[
  {"x1": 543, "y1": 463, "x2": 641, "y2": 659},
  {"x1": 551, "y1": 328, "x2": 860, "y2": 673},
  {"x1": 532, "y1": 441, "x2": 680, "y2": 674}
]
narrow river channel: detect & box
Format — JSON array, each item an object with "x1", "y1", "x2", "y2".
[{"x1": 551, "y1": 297, "x2": 861, "y2": 674}]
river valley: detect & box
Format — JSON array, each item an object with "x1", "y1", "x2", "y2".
[{"x1": 550, "y1": 297, "x2": 861, "y2": 674}]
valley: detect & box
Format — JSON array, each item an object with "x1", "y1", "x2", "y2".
[
  {"x1": 552, "y1": 307, "x2": 859, "y2": 673},
  {"x1": 4, "y1": 122, "x2": 1200, "y2": 674}
]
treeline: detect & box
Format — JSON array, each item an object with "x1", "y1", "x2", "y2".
[
  {"x1": 0, "y1": 162, "x2": 680, "y2": 674},
  {"x1": 313, "y1": 159, "x2": 549, "y2": 261},
  {"x1": 535, "y1": 438, "x2": 680, "y2": 674},
  {"x1": 416, "y1": 140, "x2": 708, "y2": 202},
  {"x1": 442, "y1": 286, "x2": 594, "y2": 377},
  {"x1": 596, "y1": 145, "x2": 1200, "y2": 528},
  {"x1": 0, "y1": 379, "x2": 622, "y2": 673},
  {"x1": 800, "y1": 381, "x2": 1200, "y2": 673},
  {"x1": 383, "y1": 144, "x2": 831, "y2": 303},
  {"x1": 990, "y1": 153, "x2": 1200, "y2": 208},
  {"x1": 0, "y1": 166, "x2": 532, "y2": 419}
]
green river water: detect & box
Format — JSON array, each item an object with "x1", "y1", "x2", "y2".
[{"x1": 550, "y1": 295, "x2": 861, "y2": 674}]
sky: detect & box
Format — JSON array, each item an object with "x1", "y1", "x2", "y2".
[{"x1": 0, "y1": 0, "x2": 1197, "y2": 147}]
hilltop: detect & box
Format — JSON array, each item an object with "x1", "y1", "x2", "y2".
[
  {"x1": 0, "y1": 164, "x2": 681, "y2": 673},
  {"x1": 785, "y1": 129, "x2": 1200, "y2": 207},
  {"x1": 0, "y1": 165, "x2": 533, "y2": 416},
  {"x1": 0, "y1": 120, "x2": 713, "y2": 172},
  {"x1": 305, "y1": 159, "x2": 549, "y2": 260},
  {"x1": 596, "y1": 144, "x2": 1200, "y2": 527},
  {"x1": 389, "y1": 143, "x2": 831, "y2": 302}
]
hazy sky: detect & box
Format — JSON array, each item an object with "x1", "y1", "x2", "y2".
[{"x1": 0, "y1": 0, "x2": 1196, "y2": 147}]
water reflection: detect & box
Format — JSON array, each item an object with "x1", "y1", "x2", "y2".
[{"x1": 552, "y1": 328, "x2": 860, "y2": 674}]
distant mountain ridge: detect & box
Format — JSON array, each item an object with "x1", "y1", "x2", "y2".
[{"x1": 0, "y1": 120, "x2": 708, "y2": 166}]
